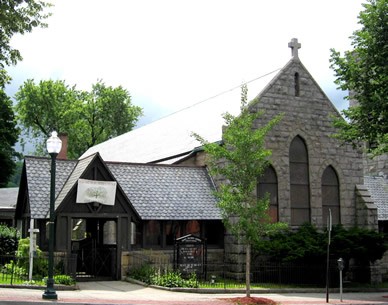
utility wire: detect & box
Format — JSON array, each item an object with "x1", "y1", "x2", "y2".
[{"x1": 147, "y1": 67, "x2": 283, "y2": 123}]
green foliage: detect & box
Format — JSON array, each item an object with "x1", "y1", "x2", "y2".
[
  {"x1": 330, "y1": 0, "x2": 388, "y2": 155},
  {"x1": 153, "y1": 271, "x2": 198, "y2": 288},
  {"x1": 6, "y1": 161, "x2": 23, "y2": 187},
  {"x1": 0, "y1": 90, "x2": 20, "y2": 187},
  {"x1": 256, "y1": 224, "x2": 388, "y2": 264},
  {"x1": 0, "y1": 225, "x2": 19, "y2": 255},
  {"x1": 128, "y1": 263, "x2": 198, "y2": 288},
  {"x1": 127, "y1": 263, "x2": 156, "y2": 284},
  {"x1": 43, "y1": 275, "x2": 75, "y2": 286},
  {"x1": 15, "y1": 79, "x2": 143, "y2": 158},
  {"x1": 2, "y1": 260, "x2": 26, "y2": 277},
  {"x1": 330, "y1": 226, "x2": 388, "y2": 263},
  {"x1": 16, "y1": 238, "x2": 47, "y2": 277},
  {"x1": 0, "y1": 0, "x2": 52, "y2": 87}
]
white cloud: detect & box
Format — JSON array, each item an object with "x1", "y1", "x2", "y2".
[{"x1": 7, "y1": 0, "x2": 364, "y2": 123}]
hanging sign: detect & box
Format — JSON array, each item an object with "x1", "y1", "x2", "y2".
[{"x1": 76, "y1": 178, "x2": 117, "y2": 206}]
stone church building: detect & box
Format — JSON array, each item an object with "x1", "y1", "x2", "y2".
[{"x1": 15, "y1": 39, "x2": 380, "y2": 280}]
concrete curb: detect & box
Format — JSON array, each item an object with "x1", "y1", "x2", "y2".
[{"x1": 124, "y1": 277, "x2": 388, "y2": 294}]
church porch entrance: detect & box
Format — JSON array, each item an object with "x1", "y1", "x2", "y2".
[{"x1": 71, "y1": 218, "x2": 117, "y2": 280}]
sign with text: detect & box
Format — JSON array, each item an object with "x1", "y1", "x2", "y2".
[
  {"x1": 174, "y1": 234, "x2": 206, "y2": 276},
  {"x1": 76, "y1": 179, "x2": 117, "y2": 206}
]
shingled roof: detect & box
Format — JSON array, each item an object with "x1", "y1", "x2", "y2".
[
  {"x1": 24, "y1": 157, "x2": 77, "y2": 219},
  {"x1": 107, "y1": 162, "x2": 220, "y2": 220},
  {"x1": 0, "y1": 187, "x2": 18, "y2": 209},
  {"x1": 22, "y1": 154, "x2": 220, "y2": 220},
  {"x1": 364, "y1": 175, "x2": 388, "y2": 221}
]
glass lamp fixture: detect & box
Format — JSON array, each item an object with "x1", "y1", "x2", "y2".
[{"x1": 46, "y1": 131, "x2": 62, "y2": 154}]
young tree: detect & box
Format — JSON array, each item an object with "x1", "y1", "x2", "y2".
[
  {"x1": 193, "y1": 85, "x2": 285, "y2": 297},
  {"x1": 15, "y1": 79, "x2": 143, "y2": 158},
  {"x1": 0, "y1": 89, "x2": 20, "y2": 187},
  {"x1": 330, "y1": 0, "x2": 388, "y2": 155},
  {"x1": 0, "y1": 0, "x2": 52, "y2": 86}
]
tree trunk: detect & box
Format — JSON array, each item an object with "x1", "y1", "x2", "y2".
[{"x1": 246, "y1": 243, "x2": 251, "y2": 297}]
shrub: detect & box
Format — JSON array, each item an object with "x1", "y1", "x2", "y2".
[
  {"x1": 152, "y1": 270, "x2": 198, "y2": 288},
  {"x1": 2, "y1": 260, "x2": 27, "y2": 278},
  {"x1": 128, "y1": 263, "x2": 198, "y2": 288},
  {"x1": 255, "y1": 223, "x2": 388, "y2": 264},
  {"x1": 16, "y1": 238, "x2": 47, "y2": 277},
  {"x1": 0, "y1": 225, "x2": 19, "y2": 255},
  {"x1": 43, "y1": 275, "x2": 75, "y2": 286},
  {"x1": 127, "y1": 263, "x2": 156, "y2": 284}
]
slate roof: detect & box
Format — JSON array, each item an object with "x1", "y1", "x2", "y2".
[
  {"x1": 107, "y1": 162, "x2": 220, "y2": 220},
  {"x1": 0, "y1": 187, "x2": 18, "y2": 209},
  {"x1": 80, "y1": 67, "x2": 281, "y2": 164},
  {"x1": 364, "y1": 176, "x2": 388, "y2": 221},
  {"x1": 54, "y1": 154, "x2": 96, "y2": 212},
  {"x1": 24, "y1": 157, "x2": 77, "y2": 219},
  {"x1": 22, "y1": 154, "x2": 220, "y2": 220}
]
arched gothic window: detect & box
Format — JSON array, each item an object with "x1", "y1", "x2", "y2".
[
  {"x1": 289, "y1": 136, "x2": 310, "y2": 225},
  {"x1": 257, "y1": 165, "x2": 279, "y2": 222},
  {"x1": 322, "y1": 166, "x2": 340, "y2": 225}
]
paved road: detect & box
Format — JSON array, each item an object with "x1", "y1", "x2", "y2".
[{"x1": 1, "y1": 281, "x2": 388, "y2": 305}]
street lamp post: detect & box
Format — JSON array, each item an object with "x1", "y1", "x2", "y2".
[{"x1": 42, "y1": 131, "x2": 62, "y2": 300}]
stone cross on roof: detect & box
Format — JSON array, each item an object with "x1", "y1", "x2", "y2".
[{"x1": 288, "y1": 38, "x2": 301, "y2": 58}]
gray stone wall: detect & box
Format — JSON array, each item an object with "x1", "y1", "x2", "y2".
[{"x1": 364, "y1": 153, "x2": 388, "y2": 177}]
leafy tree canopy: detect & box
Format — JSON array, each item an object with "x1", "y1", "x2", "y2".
[
  {"x1": 0, "y1": 89, "x2": 20, "y2": 187},
  {"x1": 15, "y1": 79, "x2": 143, "y2": 159},
  {"x1": 330, "y1": 0, "x2": 388, "y2": 155},
  {"x1": 193, "y1": 85, "x2": 285, "y2": 296},
  {"x1": 6, "y1": 160, "x2": 23, "y2": 187},
  {"x1": 0, "y1": 0, "x2": 52, "y2": 87}
]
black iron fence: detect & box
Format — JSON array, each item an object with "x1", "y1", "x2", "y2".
[
  {"x1": 127, "y1": 254, "x2": 371, "y2": 288},
  {"x1": 0, "y1": 253, "x2": 77, "y2": 285}
]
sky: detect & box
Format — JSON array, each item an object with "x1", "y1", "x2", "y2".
[{"x1": 6, "y1": 0, "x2": 364, "y2": 130}]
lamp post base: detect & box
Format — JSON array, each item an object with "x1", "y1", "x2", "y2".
[
  {"x1": 42, "y1": 278, "x2": 57, "y2": 300},
  {"x1": 42, "y1": 289, "x2": 58, "y2": 300}
]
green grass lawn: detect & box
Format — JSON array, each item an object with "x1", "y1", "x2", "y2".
[{"x1": 0, "y1": 273, "x2": 45, "y2": 286}]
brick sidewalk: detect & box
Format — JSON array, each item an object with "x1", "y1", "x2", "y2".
[{"x1": 0, "y1": 281, "x2": 388, "y2": 305}]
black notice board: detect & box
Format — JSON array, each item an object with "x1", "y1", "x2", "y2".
[{"x1": 174, "y1": 234, "x2": 207, "y2": 275}]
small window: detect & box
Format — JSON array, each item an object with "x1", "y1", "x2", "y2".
[
  {"x1": 294, "y1": 72, "x2": 300, "y2": 96},
  {"x1": 130, "y1": 222, "x2": 136, "y2": 245}
]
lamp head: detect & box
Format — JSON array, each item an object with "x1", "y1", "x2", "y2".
[{"x1": 46, "y1": 131, "x2": 62, "y2": 154}]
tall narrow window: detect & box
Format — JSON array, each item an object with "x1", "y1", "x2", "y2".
[
  {"x1": 290, "y1": 136, "x2": 310, "y2": 225},
  {"x1": 257, "y1": 165, "x2": 279, "y2": 222},
  {"x1": 322, "y1": 166, "x2": 340, "y2": 225},
  {"x1": 294, "y1": 72, "x2": 300, "y2": 96}
]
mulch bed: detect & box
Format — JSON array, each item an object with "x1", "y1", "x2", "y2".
[{"x1": 225, "y1": 296, "x2": 278, "y2": 305}]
